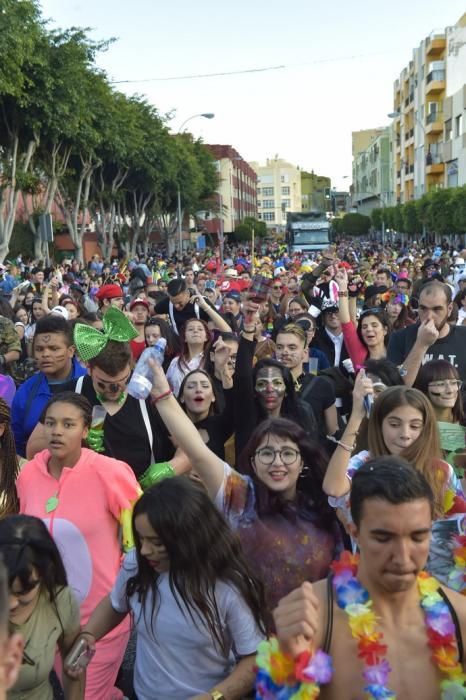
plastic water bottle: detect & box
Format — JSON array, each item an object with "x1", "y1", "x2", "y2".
[{"x1": 128, "y1": 338, "x2": 167, "y2": 400}]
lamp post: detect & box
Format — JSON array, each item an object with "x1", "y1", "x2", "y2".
[{"x1": 176, "y1": 112, "x2": 215, "y2": 256}]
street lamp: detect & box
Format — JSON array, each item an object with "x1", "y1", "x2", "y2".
[{"x1": 176, "y1": 113, "x2": 215, "y2": 255}]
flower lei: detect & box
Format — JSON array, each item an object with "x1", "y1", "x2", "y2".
[
  {"x1": 332, "y1": 551, "x2": 466, "y2": 699},
  {"x1": 255, "y1": 637, "x2": 333, "y2": 699},
  {"x1": 443, "y1": 485, "x2": 466, "y2": 595}
]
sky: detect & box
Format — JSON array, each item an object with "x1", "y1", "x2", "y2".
[{"x1": 39, "y1": 0, "x2": 465, "y2": 191}]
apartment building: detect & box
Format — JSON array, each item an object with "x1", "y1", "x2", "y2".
[
  {"x1": 301, "y1": 171, "x2": 331, "y2": 212},
  {"x1": 203, "y1": 145, "x2": 257, "y2": 237},
  {"x1": 390, "y1": 12, "x2": 466, "y2": 203},
  {"x1": 351, "y1": 128, "x2": 393, "y2": 215},
  {"x1": 249, "y1": 157, "x2": 302, "y2": 231}
]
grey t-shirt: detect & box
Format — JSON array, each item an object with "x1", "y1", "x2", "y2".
[{"x1": 110, "y1": 549, "x2": 264, "y2": 700}]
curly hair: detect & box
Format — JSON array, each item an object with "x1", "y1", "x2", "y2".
[{"x1": 0, "y1": 399, "x2": 19, "y2": 517}]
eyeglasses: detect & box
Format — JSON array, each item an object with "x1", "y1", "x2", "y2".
[
  {"x1": 428, "y1": 380, "x2": 462, "y2": 391},
  {"x1": 272, "y1": 286, "x2": 282, "y2": 290},
  {"x1": 254, "y1": 446, "x2": 300, "y2": 465}
]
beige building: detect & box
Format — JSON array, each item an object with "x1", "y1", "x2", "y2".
[
  {"x1": 390, "y1": 12, "x2": 466, "y2": 203},
  {"x1": 352, "y1": 128, "x2": 394, "y2": 214},
  {"x1": 249, "y1": 157, "x2": 302, "y2": 231}
]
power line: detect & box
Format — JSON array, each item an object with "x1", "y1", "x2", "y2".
[{"x1": 110, "y1": 50, "x2": 395, "y2": 84}]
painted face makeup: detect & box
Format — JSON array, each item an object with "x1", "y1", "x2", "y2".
[{"x1": 255, "y1": 366, "x2": 286, "y2": 413}]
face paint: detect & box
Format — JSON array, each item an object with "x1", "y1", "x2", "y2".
[{"x1": 255, "y1": 367, "x2": 286, "y2": 412}]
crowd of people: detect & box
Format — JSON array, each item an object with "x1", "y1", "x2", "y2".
[{"x1": 0, "y1": 238, "x2": 465, "y2": 699}]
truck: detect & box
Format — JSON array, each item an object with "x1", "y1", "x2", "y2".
[{"x1": 286, "y1": 211, "x2": 332, "y2": 254}]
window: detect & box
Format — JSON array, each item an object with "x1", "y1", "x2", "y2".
[
  {"x1": 281, "y1": 199, "x2": 291, "y2": 208},
  {"x1": 445, "y1": 119, "x2": 452, "y2": 141},
  {"x1": 262, "y1": 187, "x2": 274, "y2": 196},
  {"x1": 258, "y1": 213, "x2": 262, "y2": 220},
  {"x1": 257, "y1": 187, "x2": 261, "y2": 194},
  {"x1": 455, "y1": 114, "x2": 463, "y2": 138},
  {"x1": 281, "y1": 186, "x2": 290, "y2": 195},
  {"x1": 257, "y1": 200, "x2": 262, "y2": 208},
  {"x1": 263, "y1": 212, "x2": 275, "y2": 221},
  {"x1": 262, "y1": 199, "x2": 275, "y2": 208}
]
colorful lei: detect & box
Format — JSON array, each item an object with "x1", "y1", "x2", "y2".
[
  {"x1": 255, "y1": 636, "x2": 333, "y2": 699},
  {"x1": 380, "y1": 290, "x2": 409, "y2": 306},
  {"x1": 332, "y1": 551, "x2": 466, "y2": 699},
  {"x1": 443, "y1": 486, "x2": 466, "y2": 594}
]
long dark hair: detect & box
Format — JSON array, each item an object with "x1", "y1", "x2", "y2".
[
  {"x1": 177, "y1": 318, "x2": 211, "y2": 372},
  {"x1": 178, "y1": 369, "x2": 220, "y2": 418},
  {"x1": 0, "y1": 515, "x2": 68, "y2": 601},
  {"x1": 0, "y1": 399, "x2": 20, "y2": 517},
  {"x1": 239, "y1": 417, "x2": 336, "y2": 529},
  {"x1": 357, "y1": 309, "x2": 390, "y2": 348},
  {"x1": 145, "y1": 318, "x2": 181, "y2": 360},
  {"x1": 126, "y1": 477, "x2": 267, "y2": 653},
  {"x1": 253, "y1": 358, "x2": 307, "y2": 426}
]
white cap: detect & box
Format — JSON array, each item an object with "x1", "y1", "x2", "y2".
[{"x1": 50, "y1": 305, "x2": 70, "y2": 320}]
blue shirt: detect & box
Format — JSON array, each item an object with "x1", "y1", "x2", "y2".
[{"x1": 12, "y1": 357, "x2": 87, "y2": 457}]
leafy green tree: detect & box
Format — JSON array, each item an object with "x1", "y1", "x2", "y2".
[
  {"x1": 450, "y1": 186, "x2": 466, "y2": 234},
  {"x1": 341, "y1": 213, "x2": 371, "y2": 236},
  {"x1": 425, "y1": 189, "x2": 454, "y2": 236},
  {"x1": 371, "y1": 208, "x2": 383, "y2": 230},
  {"x1": 402, "y1": 200, "x2": 420, "y2": 235}
]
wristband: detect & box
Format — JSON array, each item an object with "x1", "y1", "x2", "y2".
[
  {"x1": 151, "y1": 389, "x2": 172, "y2": 404},
  {"x1": 138, "y1": 462, "x2": 175, "y2": 490}
]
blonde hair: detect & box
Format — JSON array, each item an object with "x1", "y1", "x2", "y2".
[{"x1": 368, "y1": 386, "x2": 445, "y2": 516}]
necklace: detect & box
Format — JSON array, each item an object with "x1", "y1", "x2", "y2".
[{"x1": 331, "y1": 552, "x2": 466, "y2": 699}]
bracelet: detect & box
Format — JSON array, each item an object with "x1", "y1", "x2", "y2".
[
  {"x1": 326, "y1": 434, "x2": 355, "y2": 452},
  {"x1": 255, "y1": 637, "x2": 332, "y2": 698},
  {"x1": 151, "y1": 389, "x2": 172, "y2": 404},
  {"x1": 338, "y1": 291, "x2": 349, "y2": 297}
]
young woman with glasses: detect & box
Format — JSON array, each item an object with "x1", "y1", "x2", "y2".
[
  {"x1": 147, "y1": 360, "x2": 343, "y2": 618},
  {"x1": 415, "y1": 359, "x2": 466, "y2": 483}
]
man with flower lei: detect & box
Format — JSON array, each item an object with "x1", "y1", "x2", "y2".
[{"x1": 256, "y1": 457, "x2": 466, "y2": 700}]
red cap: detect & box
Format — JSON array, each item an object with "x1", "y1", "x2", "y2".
[
  {"x1": 129, "y1": 297, "x2": 150, "y2": 311},
  {"x1": 95, "y1": 284, "x2": 123, "y2": 300}
]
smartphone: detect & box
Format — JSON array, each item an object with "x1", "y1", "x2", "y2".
[
  {"x1": 248, "y1": 274, "x2": 273, "y2": 303},
  {"x1": 65, "y1": 638, "x2": 95, "y2": 671}
]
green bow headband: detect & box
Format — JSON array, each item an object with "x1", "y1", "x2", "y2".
[{"x1": 74, "y1": 307, "x2": 138, "y2": 362}]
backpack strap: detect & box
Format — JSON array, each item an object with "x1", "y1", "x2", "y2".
[
  {"x1": 322, "y1": 572, "x2": 334, "y2": 654},
  {"x1": 23, "y1": 373, "x2": 44, "y2": 427},
  {"x1": 75, "y1": 375, "x2": 85, "y2": 394},
  {"x1": 139, "y1": 399, "x2": 155, "y2": 465}
]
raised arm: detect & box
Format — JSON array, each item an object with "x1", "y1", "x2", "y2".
[
  {"x1": 322, "y1": 370, "x2": 373, "y2": 497},
  {"x1": 191, "y1": 293, "x2": 232, "y2": 332},
  {"x1": 149, "y1": 360, "x2": 225, "y2": 499},
  {"x1": 397, "y1": 321, "x2": 439, "y2": 387}
]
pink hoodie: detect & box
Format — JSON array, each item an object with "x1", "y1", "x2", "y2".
[{"x1": 17, "y1": 448, "x2": 141, "y2": 625}]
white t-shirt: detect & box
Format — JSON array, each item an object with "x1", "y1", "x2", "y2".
[{"x1": 110, "y1": 549, "x2": 264, "y2": 700}]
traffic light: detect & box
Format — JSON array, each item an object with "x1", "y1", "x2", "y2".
[{"x1": 324, "y1": 188, "x2": 331, "y2": 199}]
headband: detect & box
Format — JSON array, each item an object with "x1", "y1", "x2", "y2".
[{"x1": 74, "y1": 307, "x2": 138, "y2": 362}]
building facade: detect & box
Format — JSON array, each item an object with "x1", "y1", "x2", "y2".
[
  {"x1": 203, "y1": 145, "x2": 257, "y2": 238},
  {"x1": 352, "y1": 127, "x2": 393, "y2": 215},
  {"x1": 300, "y1": 171, "x2": 331, "y2": 212},
  {"x1": 249, "y1": 157, "x2": 302, "y2": 231},
  {"x1": 390, "y1": 12, "x2": 466, "y2": 203}
]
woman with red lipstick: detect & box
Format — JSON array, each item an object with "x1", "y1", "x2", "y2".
[{"x1": 66, "y1": 477, "x2": 267, "y2": 700}]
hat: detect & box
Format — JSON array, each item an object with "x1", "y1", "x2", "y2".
[
  {"x1": 321, "y1": 299, "x2": 339, "y2": 314},
  {"x1": 70, "y1": 283, "x2": 85, "y2": 295},
  {"x1": 364, "y1": 285, "x2": 387, "y2": 302},
  {"x1": 224, "y1": 269, "x2": 238, "y2": 278},
  {"x1": 50, "y1": 305, "x2": 70, "y2": 320},
  {"x1": 129, "y1": 297, "x2": 150, "y2": 311},
  {"x1": 421, "y1": 258, "x2": 438, "y2": 271},
  {"x1": 224, "y1": 290, "x2": 241, "y2": 302},
  {"x1": 95, "y1": 283, "x2": 123, "y2": 301}
]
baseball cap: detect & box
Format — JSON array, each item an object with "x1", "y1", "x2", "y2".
[
  {"x1": 95, "y1": 284, "x2": 123, "y2": 300},
  {"x1": 224, "y1": 290, "x2": 241, "y2": 302},
  {"x1": 129, "y1": 297, "x2": 150, "y2": 311},
  {"x1": 50, "y1": 305, "x2": 70, "y2": 320}
]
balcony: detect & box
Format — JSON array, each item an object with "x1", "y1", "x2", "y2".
[
  {"x1": 426, "y1": 69, "x2": 445, "y2": 95},
  {"x1": 426, "y1": 152, "x2": 444, "y2": 175},
  {"x1": 425, "y1": 111, "x2": 443, "y2": 134},
  {"x1": 426, "y1": 32, "x2": 446, "y2": 58}
]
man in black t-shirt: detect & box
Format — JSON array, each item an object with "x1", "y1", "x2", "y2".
[
  {"x1": 387, "y1": 281, "x2": 466, "y2": 385},
  {"x1": 153, "y1": 278, "x2": 230, "y2": 335}
]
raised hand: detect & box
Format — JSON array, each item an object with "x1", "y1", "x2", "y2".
[
  {"x1": 273, "y1": 582, "x2": 320, "y2": 657},
  {"x1": 416, "y1": 319, "x2": 439, "y2": 348}
]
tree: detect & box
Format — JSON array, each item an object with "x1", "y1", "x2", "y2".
[
  {"x1": 451, "y1": 186, "x2": 466, "y2": 234},
  {"x1": 233, "y1": 217, "x2": 266, "y2": 242},
  {"x1": 341, "y1": 213, "x2": 371, "y2": 236},
  {"x1": 401, "y1": 200, "x2": 420, "y2": 235},
  {"x1": 425, "y1": 189, "x2": 455, "y2": 237},
  {"x1": 371, "y1": 208, "x2": 383, "y2": 230}
]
